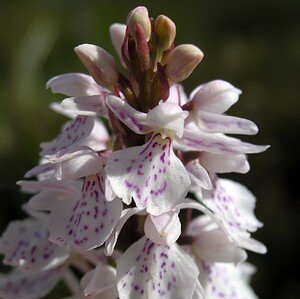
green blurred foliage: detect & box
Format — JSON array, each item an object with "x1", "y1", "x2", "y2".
[{"x1": 0, "y1": 0, "x2": 300, "y2": 298}]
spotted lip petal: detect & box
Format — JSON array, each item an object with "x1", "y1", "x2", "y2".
[
  {"x1": 49, "y1": 173, "x2": 122, "y2": 251},
  {"x1": 0, "y1": 219, "x2": 70, "y2": 272},
  {"x1": 199, "y1": 177, "x2": 266, "y2": 253},
  {"x1": 40, "y1": 115, "x2": 95, "y2": 156},
  {"x1": 199, "y1": 262, "x2": 258, "y2": 299},
  {"x1": 0, "y1": 265, "x2": 66, "y2": 299},
  {"x1": 117, "y1": 236, "x2": 200, "y2": 299},
  {"x1": 106, "y1": 133, "x2": 191, "y2": 216}
]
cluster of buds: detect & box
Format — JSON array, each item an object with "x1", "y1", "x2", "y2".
[{"x1": 0, "y1": 6, "x2": 268, "y2": 299}]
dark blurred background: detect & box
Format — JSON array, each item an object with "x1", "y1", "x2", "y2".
[{"x1": 0, "y1": 0, "x2": 299, "y2": 298}]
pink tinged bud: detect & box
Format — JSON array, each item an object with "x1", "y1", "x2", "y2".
[
  {"x1": 154, "y1": 15, "x2": 176, "y2": 51},
  {"x1": 109, "y1": 23, "x2": 126, "y2": 66},
  {"x1": 74, "y1": 44, "x2": 119, "y2": 89},
  {"x1": 166, "y1": 44, "x2": 204, "y2": 83},
  {"x1": 126, "y1": 6, "x2": 151, "y2": 41}
]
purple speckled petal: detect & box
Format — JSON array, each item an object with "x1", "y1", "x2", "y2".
[
  {"x1": 40, "y1": 116, "x2": 95, "y2": 156},
  {"x1": 49, "y1": 173, "x2": 122, "y2": 250},
  {"x1": 0, "y1": 219, "x2": 69, "y2": 272},
  {"x1": 199, "y1": 262, "x2": 258, "y2": 299},
  {"x1": 0, "y1": 265, "x2": 66, "y2": 299},
  {"x1": 106, "y1": 133, "x2": 191, "y2": 216},
  {"x1": 61, "y1": 95, "x2": 108, "y2": 116},
  {"x1": 199, "y1": 177, "x2": 266, "y2": 253},
  {"x1": 117, "y1": 236, "x2": 199, "y2": 299},
  {"x1": 181, "y1": 129, "x2": 269, "y2": 155},
  {"x1": 106, "y1": 96, "x2": 151, "y2": 134}
]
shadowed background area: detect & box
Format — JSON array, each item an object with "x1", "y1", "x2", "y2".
[{"x1": 0, "y1": 0, "x2": 299, "y2": 298}]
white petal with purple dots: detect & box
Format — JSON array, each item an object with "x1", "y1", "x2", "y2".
[
  {"x1": 49, "y1": 173, "x2": 122, "y2": 250},
  {"x1": 106, "y1": 133, "x2": 191, "y2": 216},
  {"x1": 0, "y1": 265, "x2": 66, "y2": 299},
  {"x1": 0, "y1": 219, "x2": 69, "y2": 272},
  {"x1": 117, "y1": 236, "x2": 200, "y2": 299},
  {"x1": 40, "y1": 116, "x2": 95, "y2": 156}
]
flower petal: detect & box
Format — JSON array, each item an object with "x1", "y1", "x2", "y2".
[
  {"x1": 199, "y1": 262, "x2": 258, "y2": 299},
  {"x1": 188, "y1": 216, "x2": 247, "y2": 264},
  {"x1": 185, "y1": 159, "x2": 212, "y2": 191},
  {"x1": 49, "y1": 173, "x2": 122, "y2": 250},
  {"x1": 52, "y1": 148, "x2": 105, "y2": 180},
  {"x1": 199, "y1": 152, "x2": 250, "y2": 174},
  {"x1": 46, "y1": 73, "x2": 104, "y2": 96},
  {"x1": 61, "y1": 95, "x2": 108, "y2": 116},
  {"x1": 0, "y1": 219, "x2": 69, "y2": 272},
  {"x1": 117, "y1": 236, "x2": 199, "y2": 299},
  {"x1": 81, "y1": 263, "x2": 117, "y2": 297},
  {"x1": 190, "y1": 80, "x2": 241, "y2": 114},
  {"x1": 193, "y1": 111, "x2": 258, "y2": 135},
  {"x1": 106, "y1": 96, "x2": 151, "y2": 134},
  {"x1": 106, "y1": 134, "x2": 191, "y2": 215},
  {"x1": 0, "y1": 265, "x2": 65, "y2": 299},
  {"x1": 40, "y1": 116, "x2": 95, "y2": 156},
  {"x1": 181, "y1": 129, "x2": 269, "y2": 155},
  {"x1": 144, "y1": 209, "x2": 181, "y2": 246}
]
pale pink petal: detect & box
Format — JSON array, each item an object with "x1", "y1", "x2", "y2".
[
  {"x1": 46, "y1": 73, "x2": 103, "y2": 96},
  {"x1": 185, "y1": 159, "x2": 212, "y2": 190},
  {"x1": 40, "y1": 116, "x2": 95, "y2": 156},
  {"x1": 61, "y1": 95, "x2": 108, "y2": 116},
  {"x1": 192, "y1": 111, "x2": 258, "y2": 135},
  {"x1": 146, "y1": 101, "x2": 188, "y2": 138},
  {"x1": 117, "y1": 236, "x2": 199, "y2": 299},
  {"x1": 181, "y1": 129, "x2": 269, "y2": 155},
  {"x1": 49, "y1": 173, "x2": 122, "y2": 250},
  {"x1": 188, "y1": 216, "x2": 247, "y2": 264},
  {"x1": 144, "y1": 209, "x2": 181, "y2": 246},
  {"x1": 166, "y1": 84, "x2": 188, "y2": 106},
  {"x1": 109, "y1": 23, "x2": 126, "y2": 67},
  {"x1": 106, "y1": 96, "x2": 151, "y2": 134},
  {"x1": 52, "y1": 148, "x2": 105, "y2": 180},
  {"x1": 81, "y1": 263, "x2": 117, "y2": 298},
  {"x1": 105, "y1": 208, "x2": 141, "y2": 256},
  {"x1": 199, "y1": 152, "x2": 250, "y2": 174},
  {"x1": 83, "y1": 119, "x2": 109, "y2": 151},
  {"x1": 199, "y1": 262, "x2": 258, "y2": 299},
  {"x1": 0, "y1": 219, "x2": 69, "y2": 272},
  {"x1": 190, "y1": 80, "x2": 242, "y2": 114},
  {"x1": 106, "y1": 134, "x2": 191, "y2": 215},
  {"x1": 24, "y1": 163, "x2": 55, "y2": 178}
]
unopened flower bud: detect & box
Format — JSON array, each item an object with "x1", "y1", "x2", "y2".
[
  {"x1": 154, "y1": 15, "x2": 176, "y2": 51},
  {"x1": 109, "y1": 23, "x2": 126, "y2": 66},
  {"x1": 126, "y1": 6, "x2": 151, "y2": 41},
  {"x1": 165, "y1": 44, "x2": 204, "y2": 83},
  {"x1": 74, "y1": 44, "x2": 119, "y2": 89}
]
